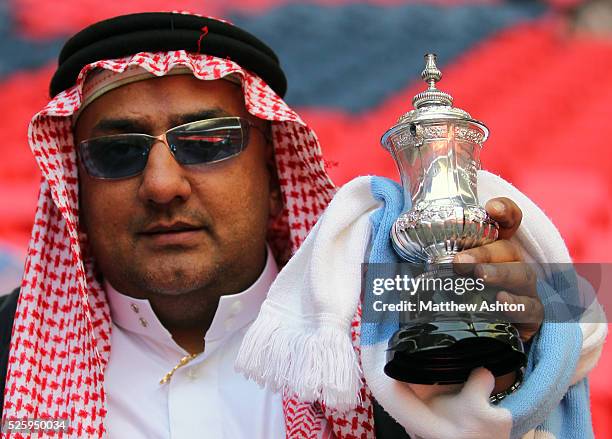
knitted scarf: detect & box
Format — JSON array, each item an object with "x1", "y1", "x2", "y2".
[{"x1": 237, "y1": 174, "x2": 607, "y2": 439}]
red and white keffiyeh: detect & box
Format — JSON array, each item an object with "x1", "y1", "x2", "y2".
[{"x1": 1, "y1": 50, "x2": 375, "y2": 438}]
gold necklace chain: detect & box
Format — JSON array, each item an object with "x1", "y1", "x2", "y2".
[{"x1": 159, "y1": 353, "x2": 198, "y2": 385}]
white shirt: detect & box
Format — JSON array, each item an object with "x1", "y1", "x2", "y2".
[{"x1": 103, "y1": 250, "x2": 285, "y2": 439}]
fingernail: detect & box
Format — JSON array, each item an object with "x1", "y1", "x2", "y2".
[
  {"x1": 499, "y1": 291, "x2": 513, "y2": 303},
  {"x1": 482, "y1": 264, "x2": 497, "y2": 279},
  {"x1": 455, "y1": 253, "x2": 475, "y2": 264},
  {"x1": 489, "y1": 200, "x2": 505, "y2": 214}
]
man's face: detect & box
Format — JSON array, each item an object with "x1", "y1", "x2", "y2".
[{"x1": 75, "y1": 75, "x2": 280, "y2": 309}]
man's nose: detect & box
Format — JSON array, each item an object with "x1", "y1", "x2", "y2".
[{"x1": 137, "y1": 140, "x2": 192, "y2": 205}]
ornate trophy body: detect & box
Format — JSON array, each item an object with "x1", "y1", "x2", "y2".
[{"x1": 380, "y1": 54, "x2": 526, "y2": 385}]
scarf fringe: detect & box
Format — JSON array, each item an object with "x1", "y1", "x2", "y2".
[{"x1": 235, "y1": 303, "x2": 362, "y2": 412}]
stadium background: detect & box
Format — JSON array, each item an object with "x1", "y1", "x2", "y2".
[{"x1": 0, "y1": 0, "x2": 610, "y2": 435}]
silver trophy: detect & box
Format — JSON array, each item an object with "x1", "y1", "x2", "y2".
[{"x1": 380, "y1": 54, "x2": 525, "y2": 384}]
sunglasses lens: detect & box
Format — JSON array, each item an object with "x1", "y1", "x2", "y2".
[
  {"x1": 78, "y1": 118, "x2": 253, "y2": 179},
  {"x1": 79, "y1": 135, "x2": 150, "y2": 179},
  {"x1": 168, "y1": 119, "x2": 248, "y2": 166}
]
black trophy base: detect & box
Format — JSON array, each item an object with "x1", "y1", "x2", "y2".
[{"x1": 384, "y1": 315, "x2": 527, "y2": 384}]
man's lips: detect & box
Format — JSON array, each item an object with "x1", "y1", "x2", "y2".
[
  {"x1": 141, "y1": 221, "x2": 202, "y2": 235},
  {"x1": 139, "y1": 221, "x2": 206, "y2": 246}
]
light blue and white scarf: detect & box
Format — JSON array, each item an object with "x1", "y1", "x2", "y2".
[{"x1": 236, "y1": 172, "x2": 607, "y2": 439}]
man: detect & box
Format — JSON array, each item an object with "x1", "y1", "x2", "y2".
[{"x1": 0, "y1": 11, "x2": 604, "y2": 439}]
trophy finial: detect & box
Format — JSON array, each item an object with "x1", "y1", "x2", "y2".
[
  {"x1": 422, "y1": 53, "x2": 442, "y2": 89},
  {"x1": 411, "y1": 53, "x2": 453, "y2": 109}
]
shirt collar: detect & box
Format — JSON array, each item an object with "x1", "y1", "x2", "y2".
[{"x1": 105, "y1": 246, "x2": 278, "y2": 348}]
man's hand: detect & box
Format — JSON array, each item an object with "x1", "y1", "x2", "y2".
[{"x1": 453, "y1": 197, "x2": 544, "y2": 343}]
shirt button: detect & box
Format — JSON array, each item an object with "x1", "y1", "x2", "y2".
[
  {"x1": 187, "y1": 368, "x2": 198, "y2": 380},
  {"x1": 139, "y1": 317, "x2": 148, "y2": 328},
  {"x1": 229, "y1": 300, "x2": 243, "y2": 317},
  {"x1": 130, "y1": 303, "x2": 139, "y2": 313},
  {"x1": 224, "y1": 317, "x2": 235, "y2": 331}
]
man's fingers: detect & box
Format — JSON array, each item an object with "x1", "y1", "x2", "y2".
[
  {"x1": 485, "y1": 197, "x2": 522, "y2": 240},
  {"x1": 497, "y1": 291, "x2": 541, "y2": 321},
  {"x1": 474, "y1": 262, "x2": 537, "y2": 297},
  {"x1": 454, "y1": 240, "x2": 523, "y2": 274},
  {"x1": 497, "y1": 291, "x2": 543, "y2": 341}
]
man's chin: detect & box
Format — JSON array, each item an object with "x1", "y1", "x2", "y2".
[{"x1": 135, "y1": 267, "x2": 216, "y2": 297}]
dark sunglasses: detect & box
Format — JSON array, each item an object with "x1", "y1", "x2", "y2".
[{"x1": 78, "y1": 117, "x2": 266, "y2": 179}]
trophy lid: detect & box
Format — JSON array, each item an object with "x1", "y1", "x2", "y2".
[{"x1": 392, "y1": 54, "x2": 487, "y2": 129}]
